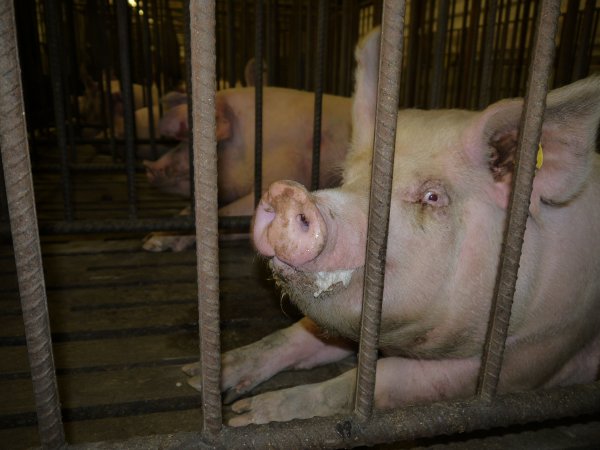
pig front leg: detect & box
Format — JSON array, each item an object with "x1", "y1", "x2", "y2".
[
  {"x1": 182, "y1": 317, "x2": 354, "y2": 403},
  {"x1": 228, "y1": 355, "x2": 480, "y2": 426},
  {"x1": 142, "y1": 206, "x2": 195, "y2": 252},
  {"x1": 142, "y1": 194, "x2": 257, "y2": 252}
]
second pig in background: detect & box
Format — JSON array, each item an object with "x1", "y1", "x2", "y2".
[{"x1": 142, "y1": 86, "x2": 352, "y2": 252}]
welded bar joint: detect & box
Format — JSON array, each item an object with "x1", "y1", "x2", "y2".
[
  {"x1": 189, "y1": 0, "x2": 222, "y2": 436},
  {"x1": 354, "y1": 0, "x2": 406, "y2": 421},
  {"x1": 0, "y1": 1, "x2": 66, "y2": 447},
  {"x1": 477, "y1": 0, "x2": 561, "y2": 401}
]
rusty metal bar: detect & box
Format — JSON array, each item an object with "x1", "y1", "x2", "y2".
[
  {"x1": 572, "y1": 0, "x2": 595, "y2": 80},
  {"x1": 310, "y1": 0, "x2": 328, "y2": 191},
  {"x1": 429, "y1": 0, "x2": 449, "y2": 108},
  {"x1": 354, "y1": 0, "x2": 405, "y2": 421},
  {"x1": 116, "y1": 0, "x2": 138, "y2": 219},
  {"x1": 11, "y1": 216, "x2": 251, "y2": 236},
  {"x1": 141, "y1": 0, "x2": 158, "y2": 160},
  {"x1": 253, "y1": 0, "x2": 264, "y2": 207},
  {"x1": 0, "y1": 1, "x2": 66, "y2": 448},
  {"x1": 76, "y1": 381, "x2": 600, "y2": 449},
  {"x1": 478, "y1": 0, "x2": 498, "y2": 109},
  {"x1": 189, "y1": 0, "x2": 222, "y2": 436},
  {"x1": 477, "y1": 0, "x2": 561, "y2": 402},
  {"x1": 44, "y1": 0, "x2": 74, "y2": 221}
]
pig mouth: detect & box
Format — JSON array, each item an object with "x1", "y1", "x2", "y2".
[{"x1": 268, "y1": 258, "x2": 355, "y2": 299}]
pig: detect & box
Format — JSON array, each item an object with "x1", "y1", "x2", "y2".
[
  {"x1": 78, "y1": 76, "x2": 159, "y2": 132},
  {"x1": 141, "y1": 87, "x2": 352, "y2": 252},
  {"x1": 112, "y1": 90, "x2": 188, "y2": 160},
  {"x1": 182, "y1": 28, "x2": 600, "y2": 427}
]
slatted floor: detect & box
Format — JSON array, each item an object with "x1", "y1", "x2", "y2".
[{"x1": 1, "y1": 145, "x2": 598, "y2": 449}]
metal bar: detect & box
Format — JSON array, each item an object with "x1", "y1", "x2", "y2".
[
  {"x1": 226, "y1": 0, "x2": 236, "y2": 87},
  {"x1": 555, "y1": 0, "x2": 579, "y2": 86},
  {"x1": 477, "y1": 0, "x2": 561, "y2": 402},
  {"x1": 141, "y1": 0, "x2": 158, "y2": 160},
  {"x1": 354, "y1": 0, "x2": 405, "y2": 421},
  {"x1": 310, "y1": 0, "x2": 328, "y2": 192},
  {"x1": 21, "y1": 216, "x2": 251, "y2": 235},
  {"x1": 76, "y1": 381, "x2": 600, "y2": 449},
  {"x1": 189, "y1": 0, "x2": 222, "y2": 436},
  {"x1": 478, "y1": 0, "x2": 498, "y2": 109},
  {"x1": 0, "y1": 1, "x2": 66, "y2": 447},
  {"x1": 116, "y1": 0, "x2": 138, "y2": 219},
  {"x1": 253, "y1": 0, "x2": 264, "y2": 207},
  {"x1": 44, "y1": 0, "x2": 74, "y2": 221},
  {"x1": 429, "y1": 0, "x2": 449, "y2": 108},
  {"x1": 572, "y1": 0, "x2": 595, "y2": 80}
]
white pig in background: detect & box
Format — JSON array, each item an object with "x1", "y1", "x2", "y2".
[
  {"x1": 182, "y1": 28, "x2": 600, "y2": 426},
  {"x1": 78, "y1": 77, "x2": 159, "y2": 133},
  {"x1": 141, "y1": 87, "x2": 353, "y2": 252}
]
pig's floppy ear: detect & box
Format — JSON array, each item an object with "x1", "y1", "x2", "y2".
[
  {"x1": 215, "y1": 95, "x2": 234, "y2": 141},
  {"x1": 464, "y1": 76, "x2": 600, "y2": 211},
  {"x1": 351, "y1": 27, "x2": 381, "y2": 152}
]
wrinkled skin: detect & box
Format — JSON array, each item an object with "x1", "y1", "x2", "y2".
[
  {"x1": 183, "y1": 29, "x2": 600, "y2": 426},
  {"x1": 142, "y1": 87, "x2": 352, "y2": 252}
]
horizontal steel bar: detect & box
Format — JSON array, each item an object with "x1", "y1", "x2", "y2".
[
  {"x1": 34, "y1": 164, "x2": 146, "y2": 173},
  {"x1": 70, "y1": 381, "x2": 600, "y2": 450},
  {"x1": 0, "y1": 216, "x2": 251, "y2": 236}
]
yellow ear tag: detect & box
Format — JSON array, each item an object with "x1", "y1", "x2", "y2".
[{"x1": 536, "y1": 143, "x2": 543, "y2": 170}]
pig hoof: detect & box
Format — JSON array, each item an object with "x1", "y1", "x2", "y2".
[
  {"x1": 181, "y1": 361, "x2": 201, "y2": 376},
  {"x1": 222, "y1": 388, "x2": 244, "y2": 405},
  {"x1": 187, "y1": 375, "x2": 203, "y2": 392}
]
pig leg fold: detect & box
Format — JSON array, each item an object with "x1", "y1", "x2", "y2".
[
  {"x1": 182, "y1": 317, "x2": 354, "y2": 402},
  {"x1": 142, "y1": 206, "x2": 195, "y2": 252},
  {"x1": 228, "y1": 355, "x2": 480, "y2": 426},
  {"x1": 142, "y1": 232, "x2": 196, "y2": 252}
]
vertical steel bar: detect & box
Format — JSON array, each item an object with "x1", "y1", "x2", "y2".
[
  {"x1": 404, "y1": 1, "x2": 420, "y2": 107},
  {"x1": 555, "y1": 0, "x2": 579, "y2": 86},
  {"x1": 189, "y1": 0, "x2": 222, "y2": 435},
  {"x1": 141, "y1": 0, "x2": 158, "y2": 160},
  {"x1": 477, "y1": 0, "x2": 561, "y2": 402},
  {"x1": 572, "y1": 0, "x2": 595, "y2": 80},
  {"x1": 478, "y1": 0, "x2": 498, "y2": 109},
  {"x1": 310, "y1": 0, "x2": 327, "y2": 192},
  {"x1": 254, "y1": 0, "x2": 264, "y2": 207},
  {"x1": 116, "y1": 0, "x2": 138, "y2": 219},
  {"x1": 430, "y1": 0, "x2": 449, "y2": 109},
  {"x1": 44, "y1": 0, "x2": 74, "y2": 221},
  {"x1": 0, "y1": 1, "x2": 66, "y2": 447},
  {"x1": 226, "y1": 0, "x2": 236, "y2": 88},
  {"x1": 354, "y1": 0, "x2": 405, "y2": 421}
]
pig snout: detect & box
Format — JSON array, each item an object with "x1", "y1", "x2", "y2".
[{"x1": 252, "y1": 180, "x2": 327, "y2": 267}]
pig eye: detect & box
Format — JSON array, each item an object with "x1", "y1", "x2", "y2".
[{"x1": 423, "y1": 191, "x2": 439, "y2": 205}]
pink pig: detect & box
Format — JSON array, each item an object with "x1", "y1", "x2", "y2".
[
  {"x1": 182, "y1": 29, "x2": 600, "y2": 426},
  {"x1": 142, "y1": 87, "x2": 352, "y2": 252}
]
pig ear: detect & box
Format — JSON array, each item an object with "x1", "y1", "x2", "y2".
[
  {"x1": 464, "y1": 76, "x2": 600, "y2": 210},
  {"x1": 158, "y1": 104, "x2": 188, "y2": 140},
  {"x1": 351, "y1": 27, "x2": 381, "y2": 152},
  {"x1": 215, "y1": 95, "x2": 234, "y2": 141}
]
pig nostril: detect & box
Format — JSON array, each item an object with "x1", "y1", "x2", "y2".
[{"x1": 297, "y1": 213, "x2": 310, "y2": 231}]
